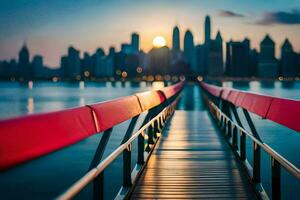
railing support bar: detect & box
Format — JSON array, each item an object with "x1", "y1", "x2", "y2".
[
  {"x1": 253, "y1": 142, "x2": 261, "y2": 183},
  {"x1": 242, "y1": 109, "x2": 262, "y2": 141},
  {"x1": 137, "y1": 111, "x2": 153, "y2": 164},
  {"x1": 230, "y1": 104, "x2": 244, "y2": 128},
  {"x1": 93, "y1": 172, "x2": 104, "y2": 200},
  {"x1": 121, "y1": 116, "x2": 139, "y2": 144},
  {"x1": 240, "y1": 130, "x2": 246, "y2": 161},
  {"x1": 271, "y1": 157, "x2": 281, "y2": 200},
  {"x1": 89, "y1": 129, "x2": 113, "y2": 169},
  {"x1": 89, "y1": 128, "x2": 113, "y2": 200},
  {"x1": 123, "y1": 144, "x2": 132, "y2": 187},
  {"x1": 242, "y1": 109, "x2": 262, "y2": 183}
]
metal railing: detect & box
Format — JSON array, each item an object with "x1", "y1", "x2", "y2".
[
  {"x1": 57, "y1": 101, "x2": 178, "y2": 200},
  {"x1": 0, "y1": 81, "x2": 184, "y2": 199},
  {"x1": 200, "y1": 82, "x2": 300, "y2": 200}
]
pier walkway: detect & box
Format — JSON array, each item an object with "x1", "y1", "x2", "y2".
[{"x1": 131, "y1": 110, "x2": 256, "y2": 199}]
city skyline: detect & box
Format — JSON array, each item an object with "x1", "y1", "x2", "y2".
[
  {"x1": 1, "y1": 0, "x2": 300, "y2": 67},
  {"x1": 1, "y1": 14, "x2": 300, "y2": 81}
]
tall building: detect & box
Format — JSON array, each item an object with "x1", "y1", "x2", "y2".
[
  {"x1": 297, "y1": 53, "x2": 300, "y2": 76},
  {"x1": 184, "y1": 30, "x2": 196, "y2": 72},
  {"x1": 258, "y1": 35, "x2": 278, "y2": 78},
  {"x1": 63, "y1": 46, "x2": 81, "y2": 79},
  {"x1": 121, "y1": 43, "x2": 134, "y2": 54},
  {"x1": 131, "y1": 33, "x2": 139, "y2": 53},
  {"x1": 226, "y1": 39, "x2": 251, "y2": 77},
  {"x1": 32, "y1": 55, "x2": 43, "y2": 78},
  {"x1": 195, "y1": 45, "x2": 206, "y2": 75},
  {"x1": 93, "y1": 48, "x2": 107, "y2": 78},
  {"x1": 281, "y1": 39, "x2": 296, "y2": 77},
  {"x1": 149, "y1": 46, "x2": 170, "y2": 75},
  {"x1": 249, "y1": 49, "x2": 259, "y2": 77},
  {"x1": 81, "y1": 52, "x2": 93, "y2": 77},
  {"x1": 0, "y1": 59, "x2": 18, "y2": 78},
  {"x1": 172, "y1": 26, "x2": 180, "y2": 52},
  {"x1": 225, "y1": 40, "x2": 232, "y2": 75},
  {"x1": 207, "y1": 31, "x2": 223, "y2": 76},
  {"x1": 18, "y1": 43, "x2": 32, "y2": 80},
  {"x1": 205, "y1": 15, "x2": 211, "y2": 46}
]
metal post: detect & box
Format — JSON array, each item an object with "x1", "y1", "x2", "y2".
[
  {"x1": 137, "y1": 132, "x2": 145, "y2": 165},
  {"x1": 227, "y1": 120, "x2": 232, "y2": 137},
  {"x1": 253, "y1": 142, "x2": 261, "y2": 183},
  {"x1": 93, "y1": 172, "x2": 104, "y2": 200},
  {"x1": 240, "y1": 130, "x2": 246, "y2": 161},
  {"x1": 147, "y1": 123, "x2": 155, "y2": 145},
  {"x1": 232, "y1": 125, "x2": 238, "y2": 150},
  {"x1": 242, "y1": 109, "x2": 262, "y2": 183},
  {"x1": 89, "y1": 128, "x2": 113, "y2": 200},
  {"x1": 137, "y1": 111, "x2": 153, "y2": 164},
  {"x1": 271, "y1": 157, "x2": 281, "y2": 200},
  {"x1": 123, "y1": 144, "x2": 132, "y2": 187}
]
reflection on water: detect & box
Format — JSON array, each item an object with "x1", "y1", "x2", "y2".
[
  {"x1": 79, "y1": 81, "x2": 85, "y2": 90},
  {"x1": 28, "y1": 81, "x2": 33, "y2": 90},
  {"x1": 79, "y1": 97, "x2": 85, "y2": 106},
  {"x1": 27, "y1": 97, "x2": 34, "y2": 114}
]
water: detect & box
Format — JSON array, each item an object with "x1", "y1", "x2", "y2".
[
  {"x1": 0, "y1": 81, "x2": 155, "y2": 119},
  {"x1": 0, "y1": 81, "x2": 299, "y2": 199}
]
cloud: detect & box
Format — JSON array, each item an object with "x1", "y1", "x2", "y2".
[
  {"x1": 256, "y1": 10, "x2": 300, "y2": 25},
  {"x1": 219, "y1": 10, "x2": 245, "y2": 18}
]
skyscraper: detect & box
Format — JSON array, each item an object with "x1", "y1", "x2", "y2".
[
  {"x1": 258, "y1": 35, "x2": 278, "y2": 78},
  {"x1": 172, "y1": 26, "x2": 180, "y2": 52},
  {"x1": 205, "y1": 15, "x2": 211, "y2": 46},
  {"x1": 184, "y1": 30, "x2": 196, "y2": 72},
  {"x1": 195, "y1": 44, "x2": 206, "y2": 75},
  {"x1": 207, "y1": 31, "x2": 223, "y2": 76},
  {"x1": 32, "y1": 55, "x2": 43, "y2": 78},
  {"x1": 61, "y1": 46, "x2": 81, "y2": 79},
  {"x1": 149, "y1": 46, "x2": 170, "y2": 75},
  {"x1": 18, "y1": 43, "x2": 32, "y2": 80},
  {"x1": 281, "y1": 39, "x2": 296, "y2": 77},
  {"x1": 226, "y1": 40, "x2": 251, "y2": 77},
  {"x1": 131, "y1": 33, "x2": 139, "y2": 53}
]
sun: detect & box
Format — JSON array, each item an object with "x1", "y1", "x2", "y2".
[{"x1": 153, "y1": 36, "x2": 166, "y2": 48}]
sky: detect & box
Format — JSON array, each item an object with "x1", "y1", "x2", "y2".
[{"x1": 0, "y1": 0, "x2": 300, "y2": 67}]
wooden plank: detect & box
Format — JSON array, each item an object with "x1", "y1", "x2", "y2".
[{"x1": 130, "y1": 111, "x2": 257, "y2": 199}]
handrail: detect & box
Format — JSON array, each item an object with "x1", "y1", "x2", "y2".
[
  {"x1": 200, "y1": 82, "x2": 300, "y2": 132},
  {"x1": 0, "y1": 81, "x2": 184, "y2": 171},
  {"x1": 200, "y1": 81, "x2": 300, "y2": 200},
  {"x1": 209, "y1": 102, "x2": 300, "y2": 179},
  {"x1": 57, "y1": 106, "x2": 171, "y2": 200}
]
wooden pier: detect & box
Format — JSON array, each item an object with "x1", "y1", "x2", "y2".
[{"x1": 131, "y1": 111, "x2": 256, "y2": 199}]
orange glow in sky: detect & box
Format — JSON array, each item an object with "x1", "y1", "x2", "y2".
[{"x1": 153, "y1": 36, "x2": 167, "y2": 48}]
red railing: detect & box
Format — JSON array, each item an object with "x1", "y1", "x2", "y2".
[
  {"x1": 200, "y1": 81, "x2": 300, "y2": 200},
  {"x1": 0, "y1": 82, "x2": 184, "y2": 171},
  {"x1": 200, "y1": 82, "x2": 300, "y2": 132}
]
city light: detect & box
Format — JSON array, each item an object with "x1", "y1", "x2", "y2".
[
  {"x1": 84, "y1": 71, "x2": 90, "y2": 77},
  {"x1": 121, "y1": 71, "x2": 128, "y2": 78},
  {"x1": 136, "y1": 67, "x2": 143, "y2": 73}
]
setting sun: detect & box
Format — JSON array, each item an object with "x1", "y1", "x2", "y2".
[{"x1": 153, "y1": 36, "x2": 166, "y2": 48}]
